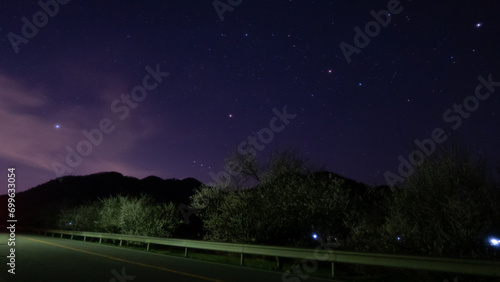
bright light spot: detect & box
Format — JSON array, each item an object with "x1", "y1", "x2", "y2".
[
  {"x1": 397, "y1": 236, "x2": 401, "y2": 241},
  {"x1": 476, "y1": 22, "x2": 482, "y2": 28},
  {"x1": 312, "y1": 233, "x2": 318, "y2": 239},
  {"x1": 358, "y1": 82, "x2": 362, "y2": 86},
  {"x1": 68, "y1": 222, "x2": 72, "y2": 225},
  {"x1": 228, "y1": 114, "x2": 233, "y2": 118},
  {"x1": 490, "y1": 238, "x2": 499, "y2": 246},
  {"x1": 55, "y1": 124, "x2": 60, "y2": 129}
]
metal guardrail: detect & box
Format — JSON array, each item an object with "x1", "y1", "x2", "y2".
[{"x1": 26, "y1": 228, "x2": 500, "y2": 278}]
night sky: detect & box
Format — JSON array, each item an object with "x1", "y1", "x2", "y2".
[{"x1": 1, "y1": 1, "x2": 499, "y2": 193}]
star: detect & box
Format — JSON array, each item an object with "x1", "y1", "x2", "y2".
[
  {"x1": 228, "y1": 114, "x2": 233, "y2": 118},
  {"x1": 476, "y1": 22, "x2": 482, "y2": 28},
  {"x1": 55, "y1": 124, "x2": 60, "y2": 129}
]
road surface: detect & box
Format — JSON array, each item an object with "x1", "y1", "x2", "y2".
[{"x1": 0, "y1": 233, "x2": 335, "y2": 282}]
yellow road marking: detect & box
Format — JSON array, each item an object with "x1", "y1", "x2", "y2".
[{"x1": 25, "y1": 237, "x2": 224, "y2": 282}]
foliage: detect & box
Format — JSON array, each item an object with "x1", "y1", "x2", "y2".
[
  {"x1": 192, "y1": 149, "x2": 351, "y2": 247},
  {"x1": 98, "y1": 196, "x2": 122, "y2": 233},
  {"x1": 56, "y1": 201, "x2": 101, "y2": 231},
  {"x1": 54, "y1": 147, "x2": 500, "y2": 260},
  {"x1": 57, "y1": 194, "x2": 181, "y2": 238},
  {"x1": 389, "y1": 151, "x2": 499, "y2": 257},
  {"x1": 56, "y1": 207, "x2": 78, "y2": 230},
  {"x1": 222, "y1": 148, "x2": 261, "y2": 188},
  {"x1": 345, "y1": 149, "x2": 500, "y2": 258},
  {"x1": 117, "y1": 194, "x2": 179, "y2": 237},
  {"x1": 253, "y1": 172, "x2": 350, "y2": 247}
]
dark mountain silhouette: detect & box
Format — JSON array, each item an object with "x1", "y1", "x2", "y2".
[
  {"x1": 1, "y1": 170, "x2": 377, "y2": 241},
  {"x1": 0, "y1": 171, "x2": 202, "y2": 228}
]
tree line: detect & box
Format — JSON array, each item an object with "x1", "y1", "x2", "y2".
[{"x1": 56, "y1": 147, "x2": 500, "y2": 259}]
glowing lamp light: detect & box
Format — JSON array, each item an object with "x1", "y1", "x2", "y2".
[
  {"x1": 312, "y1": 233, "x2": 318, "y2": 240},
  {"x1": 490, "y1": 238, "x2": 499, "y2": 247},
  {"x1": 397, "y1": 236, "x2": 401, "y2": 241},
  {"x1": 69, "y1": 222, "x2": 72, "y2": 225}
]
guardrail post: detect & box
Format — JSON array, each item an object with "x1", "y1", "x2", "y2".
[
  {"x1": 331, "y1": 262, "x2": 334, "y2": 278},
  {"x1": 119, "y1": 240, "x2": 122, "y2": 246},
  {"x1": 146, "y1": 243, "x2": 150, "y2": 252},
  {"x1": 184, "y1": 247, "x2": 188, "y2": 258},
  {"x1": 84, "y1": 236, "x2": 86, "y2": 242},
  {"x1": 60, "y1": 233, "x2": 63, "y2": 238},
  {"x1": 99, "y1": 238, "x2": 102, "y2": 244},
  {"x1": 71, "y1": 235, "x2": 73, "y2": 240},
  {"x1": 240, "y1": 253, "x2": 244, "y2": 266}
]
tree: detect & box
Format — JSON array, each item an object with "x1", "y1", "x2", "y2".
[
  {"x1": 342, "y1": 185, "x2": 394, "y2": 252},
  {"x1": 98, "y1": 195, "x2": 122, "y2": 233},
  {"x1": 261, "y1": 148, "x2": 314, "y2": 183},
  {"x1": 190, "y1": 182, "x2": 243, "y2": 242},
  {"x1": 191, "y1": 148, "x2": 352, "y2": 247},
  {"x1": 56, "y1": 201, "x2": 101, "y2": 231},
  {"x1": 255, "y1": 172, "x2": 351, "y2": 247},
  {"x1": 351, "y1": 148, "x2": 500, "y2": 258},
  {"x1": 56, "y1": 207, "x2": 78, "y2": 230},
  {"x1": 221, "y1": 148, "x2": 261, "y2": 188},
  {"x1": 118, "y1": 194, "x2": 180, "y2": 237},
  {"x1": 57, "y1": 194, "x2": 182, "y2": 238}
]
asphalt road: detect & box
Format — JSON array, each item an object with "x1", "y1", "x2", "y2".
[{"x1": 0, "y1": 233, "x2": 335, "y2": 282}]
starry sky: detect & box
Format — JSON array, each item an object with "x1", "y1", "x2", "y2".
[{"x1": 1, "y1": 1, "x2": 499, "y2": 193}]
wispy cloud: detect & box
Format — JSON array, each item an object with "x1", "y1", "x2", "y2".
[{"x1": 0, "y1": 73, "x2": 161, "y2": 191}]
